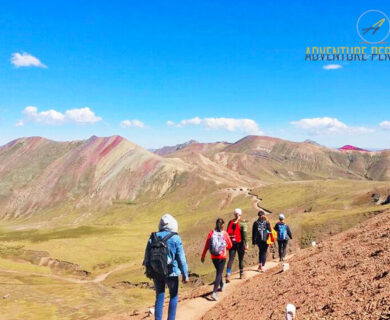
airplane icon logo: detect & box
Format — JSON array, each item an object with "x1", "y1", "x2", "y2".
[
  {"x1": 362, "y1": 18, "x2": 386, "y2": 35},
  {"x1": 357, "y1": 10, "x2": 390, "y2": 44}
]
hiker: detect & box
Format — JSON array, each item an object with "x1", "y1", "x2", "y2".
[
  {"x1": 252, "y1": 210, "x2": 271, "y2": 272},
  {"x1": 226, "y1": 208, "x2": 248, "y2": 282},
  {"x1": 201, "y1": 218, "x2": 232, "y2": 301},
  {"x1": 274, "y1": 213, "x2": 292, "y2": 261},
  {"x1": 143, "y1": 214, "x2": 189, "y2": 320}
]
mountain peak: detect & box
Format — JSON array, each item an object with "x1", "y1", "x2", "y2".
[
  {"x1": 86, "y1": 134, "x2": 125, "y2": 142},
  {"x1": 339, "y1": 145, "x2": 369, "y2": 152},
  {"x1": 304, "y1": 139, "x2": 321, "y2": 146},
  {"x1": 1, "y1": 136, "x2": 52, "y2": 150}
]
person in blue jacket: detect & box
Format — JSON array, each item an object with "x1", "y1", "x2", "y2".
[
  {"x1": 144, "y1": 214, "x2": 189, "y2": 320},
  {"x1": 274, "y1": 213, "x2": 293, "y2": 262}
]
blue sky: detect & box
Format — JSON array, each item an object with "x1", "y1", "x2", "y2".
[{"x1": 1, "y1": 1, "x2": 390, "y2": 149}]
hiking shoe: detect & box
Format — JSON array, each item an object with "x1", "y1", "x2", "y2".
[
  {"x1": 258, "y1": 264, "x2": 263, "y2": 272},
  {"x1": 211, "y1": 292, "x2": 218, "y2": 301},
  {"x1": 239, "y1": 272, "x2": 245, "y2": 279},
  {"x1": 225, "y1": 275, "x2": 230, "y2": 283}
]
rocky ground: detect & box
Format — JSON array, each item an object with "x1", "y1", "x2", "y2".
[{"x1": 203, "y1": 210, "x2": 390, "y2": 320}]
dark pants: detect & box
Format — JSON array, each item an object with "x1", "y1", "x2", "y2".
[
  {"x1": 227, "y1": 242, "x2": 245, "y2": 274},
  {"x1": 257, "y1": 241, "x2": 269, "y2": 266},
  {"x1": 153, "y1": 277, "x2": 179, "y2": 320},
  {"x1": 212, "y1": 258, "x2": 226, "y2": 293},
  {"x1": 278, "y1": 240, "x2": 288, "y2": 260}
]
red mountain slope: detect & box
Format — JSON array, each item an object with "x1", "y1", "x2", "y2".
[
  {"x1": 203, "y1": 210, "x2": 390, "y2": 320},
  {"x1": 339, "y1": 145, "x2": 369, "y2": 152},
  {"x1": 0, "y1": 136, "x2": 190, "y2": 217}
]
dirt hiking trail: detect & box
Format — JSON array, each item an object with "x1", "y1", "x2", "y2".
[
  {"x1": 172, "y1": 259, "x2": 284, "y2": 320},
  {"x1": 0, "y1": 263, "x2": 131, "y2": 284},
  {"x1": 220, "y1": 187, "x2": 272, "y2": 213},
  {"x1": 125, "y1": 258, "x2": 288, "y2": 320}
]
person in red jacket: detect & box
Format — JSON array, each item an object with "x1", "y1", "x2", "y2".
[
  {"x1": 226, "y1": 208, "x2": 248, "y2": 281},
  {"x1": 201, "y1": 218, "x2": 232, "y2": 301}
]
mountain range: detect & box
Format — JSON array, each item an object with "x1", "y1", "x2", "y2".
[{"x1": 1, "y1": 135, "x2": 389, "y2": 218}]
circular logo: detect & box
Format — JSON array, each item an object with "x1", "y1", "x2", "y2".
[{"x1": 357, "y1": 10, "x2": 390, "y2": 44}]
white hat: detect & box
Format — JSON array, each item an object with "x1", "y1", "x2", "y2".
[
  {"x1": 234, "y1": 208, "x2": 242, "y2": 216},
  {"x1": 279, "y1": 213, "x2": 285, "y2": 220},
  {"x1": 158, "y1": 214, "x2": 178, "y2": 233}
]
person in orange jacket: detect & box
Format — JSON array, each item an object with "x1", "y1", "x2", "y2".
[{"x1": 201, "y1": 218, "x2": 232, "y2": 301}]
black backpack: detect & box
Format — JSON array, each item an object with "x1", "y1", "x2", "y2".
[
  {"x1": 145, "y1": 232, "x2": 177, "y2": 280},
  {"x1": 256, "y1": 220, "x2": 268, "y2": 242}
]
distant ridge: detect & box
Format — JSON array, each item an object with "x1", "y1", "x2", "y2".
[
  {"x1": 304, "y1": 139, "x2": 322, "y2": 146},
  {"x1": 1, "y1": 134, "x2": 390, "y2": 217},
  {"x1": 153, "y1": 140, "x2": 198, "y2": 156}
]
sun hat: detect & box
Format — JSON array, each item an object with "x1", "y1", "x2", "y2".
[{"x1": 234, "y1": 208, "x2": 242, "y2": 215}]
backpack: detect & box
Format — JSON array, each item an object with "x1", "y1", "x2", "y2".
[
  {"x1": 145, "y1": 232, "x2": 177, "y2": 280},
  {"x1": 267, "y1": 227, "x2": 277, "y2": 245},
  {"x1": 278, "y1": 224, "x2": 288, "y2": 240},
  {"x1": 209, "y1": 231, "x2": 227, "y2": 256},
  {"x1": 256, "y1": 220, "x2": 268, "y2": 242}
]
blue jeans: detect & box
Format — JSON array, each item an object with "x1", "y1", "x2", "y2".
[{"x1": 153, "y1": 277, "x2": 179, "y2": 320}]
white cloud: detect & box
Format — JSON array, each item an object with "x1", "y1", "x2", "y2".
[
  {"x1": 323, "y1": 64, "x2": 342, "y2": 70},
  {"x1": 167, "y1": 117, "x2": 263, "y2": 135},
  {"x1": 120, "y1": 119, "x2": 146, "y2": 128},
  {"x1": 291, "y1": 117, "x2": 347, "y2": 133},
  {"x1": 178, "y1": 117, "x2": 203, "y2": 126},
  {"x1": 166, "y1": 120, "x2": 175, "y2": 127},
  {"x1": 16, "y1": 106, "x2": 101, "y2": 126},
  {"x1": 65, "y1": 107, "x2": 102, "y2": 123},
  {"x1": 15, "y1": 120, "x2": 25, "y2": 127},
  {"x1": 380, "y1": 121, "x2": 390, "y2": 130},
  {"x1": 11, "y1": 52, "x2": 47, "y2": 68},
  {"x1": 21, "y1": 106, "x2": 65, "y2": 125},
  {"x1": 291, "y1": 117, "x2": 374, "y2": 135}
]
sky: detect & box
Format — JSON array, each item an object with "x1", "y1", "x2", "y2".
[{"x1": 1, "y1": 1, "x2": 390, "y2": 149}]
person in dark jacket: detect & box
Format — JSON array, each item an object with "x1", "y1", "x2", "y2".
[
  {"x1": 252, "y1": 211, "x2": 271, "y2": 272},
  {"x1": 226, "y1": 208, "x2": 248, "y2": 281},
  {"x1": 274, "y1": 213, "x2": 292, "y2": 262}
]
